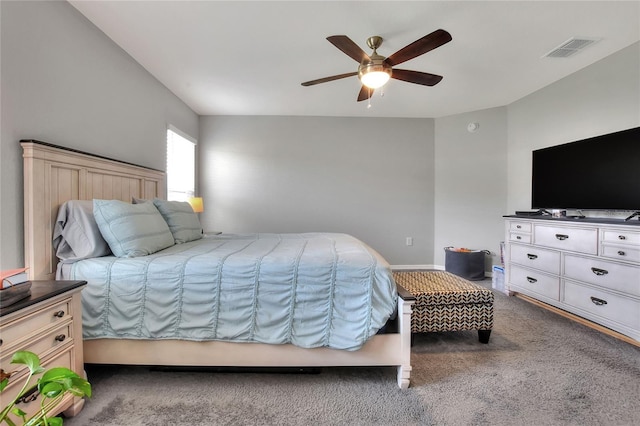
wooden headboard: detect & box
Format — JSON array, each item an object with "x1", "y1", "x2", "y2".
[{"x1": 22, "y1": 140, "x2": 166, "y2": 280}]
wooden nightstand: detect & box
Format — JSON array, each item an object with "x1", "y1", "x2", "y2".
[{"x1": 0, "y1": 280, "x2": 87, "y2": 421}]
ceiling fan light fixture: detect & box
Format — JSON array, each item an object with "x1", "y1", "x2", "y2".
[
  {"x1": 359, "y1": 59, "x2": 392, "y2": 89},
  {"x1": 360, "y1": 69, "x2": 391, "y2": 89}
]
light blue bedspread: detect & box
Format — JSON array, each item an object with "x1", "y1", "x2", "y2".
[{"x1": 64, "y1": 233, "x2": 397, "y2": 350}]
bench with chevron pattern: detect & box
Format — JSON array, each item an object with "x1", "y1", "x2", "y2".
[{"x1": 392, "y1": 270, "x2": 494, "y2": 343}]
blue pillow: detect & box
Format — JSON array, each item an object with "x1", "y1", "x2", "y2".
[
  {"x1": 152, "y1": 199, "x2": 203, "y2": 244},
  {"x1": 93, "y1": 199, "x2": 175, "y2": 257}
]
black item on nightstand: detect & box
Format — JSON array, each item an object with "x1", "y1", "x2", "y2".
[
  {"x1": 0, "y1": 280, "x2": 86, "y2": 317},
  {"x1": 0, "y1": 282, "x2": 32, "y2": 308}
]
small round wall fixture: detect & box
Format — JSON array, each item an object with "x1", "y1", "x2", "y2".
[{"x1": 467, "y1": 122, "x2": 480, "y2": 133}]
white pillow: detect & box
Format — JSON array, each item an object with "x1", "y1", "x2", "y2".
[
  {"x1": 93, "y1": 199, "x2": 175, "y2": 257},
  {"x1": 152, "y1": 199, "x2": 203, "y2": 244},
  {"x1": 53, "y1": 200, "x2": 111, "y2": 261}
]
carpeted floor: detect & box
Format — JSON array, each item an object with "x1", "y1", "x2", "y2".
[{"x1": 62, "y1": 278, "x2": 640, "y2": 426}]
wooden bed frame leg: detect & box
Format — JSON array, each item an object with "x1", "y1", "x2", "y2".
[
  {"x1": 396, "y1": 294, "x2": 414, "y2": 389},
  {"x1": 397, "y1": 365, "x2": 411, "y2": 389}
]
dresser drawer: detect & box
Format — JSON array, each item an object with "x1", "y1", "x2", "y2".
[
  {"x1": 509, "y1": 233, "x2": 531, "y2": 243},
  {"x1": 600, "y1": 245, "x2": 640, "y2": 263},
  {"x1": 0, "y1": 299, "x2": 70, "y2": 346},
  {"x1": 510, "y1": 265, "x2": 560, "y2": 300},
  {"x1": 509, "y1": 222, "x2": 532, "y2": 233},
  {"x1": 563, "y1": 280, "x2": 640, "y2": 329},
  {"x1": 534, "y1": 225, "x2": 597, "y2": 254},
  {"x1": 564, "y1": 254, "x2": 640, "y2": 297},
  {"x1": 510, "y1": 243, "x2": 560, "y2": 275},
  {"x1": 601, "y1": 229, "x2": 640, "y2": 246}
]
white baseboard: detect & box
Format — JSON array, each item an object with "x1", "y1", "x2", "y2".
[{"x1": 390, "y1": 264, "x2": 443, "y2": 271}]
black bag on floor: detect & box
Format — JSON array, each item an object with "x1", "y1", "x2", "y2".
[{"x1": 444, "y1": 247, "x2": 490, "y2": 281}]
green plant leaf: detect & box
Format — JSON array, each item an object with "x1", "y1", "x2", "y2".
[
  {"x1": 36, "y1": 368, "x2": 91, "y2": 400},
  {"x1": 0, "y1": 377, "x2": 8, "y2": 392},
  {"x1": 39, "y1": 368, "x2": 79, "y2": 383},
  {"x1": 40, "y1": 382, "x2": 64, "y2": 398},
  {"x1": 11, "y1": 351, "x2": 44, "y2": 375},
  {"x1": 11, "y1": 406, "x2": 26, "y2": 418},
  {"x1": 46, "y1": 417, "x2": 63, "y2": 426},
  {"x1": 68, "y1": 377, "x2": 91, "y2": 398}
]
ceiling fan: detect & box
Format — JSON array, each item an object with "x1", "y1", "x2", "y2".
[{"x1": 301, "y1": 29, "x2": 452, "y2": 102}]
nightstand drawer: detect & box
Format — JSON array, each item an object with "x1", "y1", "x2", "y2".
[
  {"x1": 0, "y1": 299, "x2": 70, "y2": 346},
  {"x1": 0, "y1": 347, "x2": 73, "y2": 423},
  {"x1": 510, "y1": 243, "x2": 560, "y2": 275},
  {"x1": 0, "y1": 321, "x2": 72, "y2": 377}
]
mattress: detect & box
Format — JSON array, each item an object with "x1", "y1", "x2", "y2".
[{"x1": 59, "y1": 233, "x2": 397, "y2": 351}]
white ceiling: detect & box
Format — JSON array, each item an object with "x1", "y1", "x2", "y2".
[{"x1": 69, "y1": 1, "x2": 640, "y2": 118}]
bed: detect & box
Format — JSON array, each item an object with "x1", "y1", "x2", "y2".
[{"x1": 22, "y1": 140, "x2": 415, "y2": 388}]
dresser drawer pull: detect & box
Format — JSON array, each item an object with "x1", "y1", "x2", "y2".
[
  {"x1": 516, "y1": 225, "x2": 522, "y2": 229},
  {"x1": 53, "y1": 310, "x2": 65, "y2": 318},
  {"x1": 516, "y1": 236, "x2": 522, "y2": 240},
  {"x1": 526, "y1": 276, "x2": 537, "y2": 284},
  {"x1": 617, "y1": 250, "x2": 626, "y2": 256},
  {"x1": 55, "y1": 334, "x2": 67, "y2": 342},
  {"x1": 16, "y1": 386, "x2": 39, "y2": 404},
  {"x1": 527, "y1": 254, "x2": 538, "y2": 260},
  {"x1": 618, "y1": 235, "x2": 626, "y2": 240},
  {"x1": 555, "y1": 234, "x2": 569, "y2": 241},
  {"x1": 590, "y1": 296, "x2": 608, "y2": 306},
  {"x1": 591, "y1": 267, "x2": 609, "y2": 276}
]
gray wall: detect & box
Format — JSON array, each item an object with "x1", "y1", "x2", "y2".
[
  {"x1": 0, "y1": 1, "x2": 198, "y2": 269},
  {"x1": 507, "y1": 42, "x2": 640, "y2": 216},
  {"x1": 199, "y1": 116, "x2": 435, "y2": 265},
  {"x1": 433, "y1": 107, "x2": 508, "y2": 268}
]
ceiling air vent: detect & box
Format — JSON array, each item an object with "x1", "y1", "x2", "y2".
[{"x1": 543, "y1": 37, "x2": 600, "y2": 58}]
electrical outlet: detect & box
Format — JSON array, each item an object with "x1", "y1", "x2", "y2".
[{"x1": 406, "y1": 237, "x2": 413, "y2": 246}]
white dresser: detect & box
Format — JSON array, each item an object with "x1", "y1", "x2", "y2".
[{"x1": 504, "y1": 216, "x2": 640, "y2": 343}]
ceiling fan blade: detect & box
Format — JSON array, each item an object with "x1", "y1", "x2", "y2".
[
  {"x1": 384, "y1": 29, "x2": 452, "y2": 67},
  {"x1": 327, "y1": 35, "x2": 371, "y2": 63},
  {"x1": 301, "y1": 72, "x2": 358, "y2": 86},
  {"x1": 357, "y1": 86, "x2": 374, "y2": 102},
  {"x1": 391, "y1": 69, "x2": 443, "y2": 86}
]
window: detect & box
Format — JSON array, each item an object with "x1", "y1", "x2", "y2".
[{"x1": 166, "y1": 126, "x2": 196, "y2": 202}]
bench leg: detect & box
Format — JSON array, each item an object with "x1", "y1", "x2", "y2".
[{"x1": 478, "y1": 329, "x2": 491, "y2": 344}]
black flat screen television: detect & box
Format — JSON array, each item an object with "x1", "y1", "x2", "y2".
[{"x1": 531, "y1": 126, "x2": 640, "y2": 211}]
